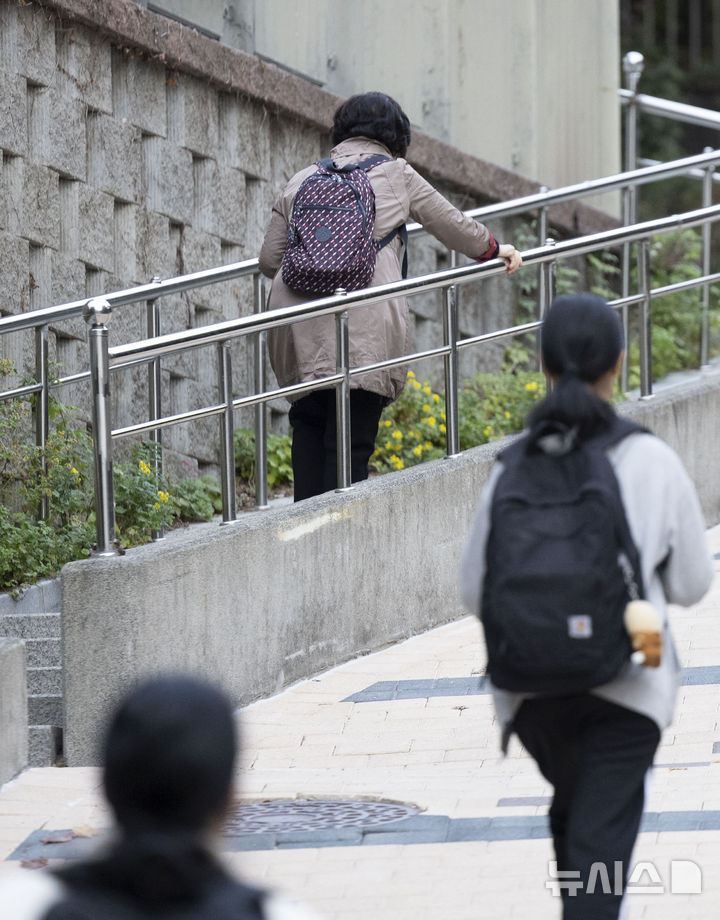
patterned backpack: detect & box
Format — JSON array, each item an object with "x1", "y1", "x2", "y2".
[{"x1": 281, "y1": 154, "x2": 406, "y2": 297}]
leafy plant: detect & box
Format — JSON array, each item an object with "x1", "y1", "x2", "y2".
[
  {"x1": 371, "y1": 372, "x2": 446, "y2": 472},
  {"x1": 234, "y1": 427, "x2": 293, "y2": 489},
  {"x1": 170, "y1": 474, "x2": 222, "y2": 523}
]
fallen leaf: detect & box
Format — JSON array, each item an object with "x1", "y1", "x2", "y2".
[
  {"x1": 72, "y1": 825, "x2": 100, "y2": 839},
  {"x1": 40, "y1": 831, "x2": 76, "y2": 845},
  {"x1": 21, "y1": 858, "x2": 49, "y2": 870}
]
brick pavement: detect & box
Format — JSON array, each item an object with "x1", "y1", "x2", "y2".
[{"x1": 1, "y1": 525, "x2": 720, "y2": 919}]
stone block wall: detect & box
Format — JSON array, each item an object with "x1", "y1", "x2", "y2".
[{"x1": 0, "y1": 0, "x2": 613, "y2": 477}]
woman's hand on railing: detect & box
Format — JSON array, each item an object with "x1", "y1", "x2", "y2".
[{"x1": 498, "y1": 244, "x2": 523, "y2": 275}]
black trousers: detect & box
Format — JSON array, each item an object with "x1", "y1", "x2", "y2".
[
  {"x1": 288, "y1": 389, "x2": 385, "y2": 501},
  {"x1": 513, "y1": 694, "x2": 660, "y2": 920}
]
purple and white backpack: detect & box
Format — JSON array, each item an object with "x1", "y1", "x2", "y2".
[{"x1": 281, "y1": 154, "x2": 407, "y2": 297}]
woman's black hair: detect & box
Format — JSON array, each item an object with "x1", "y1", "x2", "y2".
[
  {"x1": 332, "y1": 92, "x2": 411, "y2": 157},
  {"x1": 527, "y1": 293, "x2": 624, "y2": 447},
  {"x1": 54, "y1": 675, "x2": 239, "y2": 908}
]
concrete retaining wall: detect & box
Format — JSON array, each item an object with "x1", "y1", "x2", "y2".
[
  {"x1": 0, "y1": 639, "x2": 28, "y2": 784},
  {"x1": 61, "y1": 370, "x2": 720, "y2": 765}
]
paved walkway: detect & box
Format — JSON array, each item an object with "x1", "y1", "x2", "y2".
[{"x1": 2, "y1": 527, "x2": 720, "y2": 919}]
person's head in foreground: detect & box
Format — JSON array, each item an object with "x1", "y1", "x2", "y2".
[
  {"x1": 56, "y1": 674, "x2": 245, "y2": 910},
  {"x1": 528, "y1": 292, "x2": 624, "y2": 446}
]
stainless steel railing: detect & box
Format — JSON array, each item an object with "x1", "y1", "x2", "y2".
[{"x1": 77, "y1": 202, "x2": 720, "y2": 555}]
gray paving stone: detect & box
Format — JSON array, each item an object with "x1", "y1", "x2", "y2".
[
  {"x1": 55, "y1": 22, "x2": 112, "y2": 113},
  {"x1": 28, "y1": 725, "x2": 61, "y2": 768},
  {"x1": 0, "y1": 579, "x2": 61, "y2": 617},
  {"x1": 24, "y1": 639, "x2": 62, "y2": 669},
  {"x1": 111, "y1": 50, "x2": 167, "y2": 138},
  {"x1": 27, "y1": 666, "x2": 62, "y2": 697},
  {"x1": 0, "y1": 3, "x2": 57, "y2": 87},
  {"x1": 28, "y1": 694, "x2": 62, "y2": 726},
  {"x1": 0, "y1": 66, "x2": 28, "y2": 157},
  {"x1": 276, "y1": 828, "x2": 364, "y2": 847},
  {"x1": 0, "y1": 613, "x2": 61, "y2": 639},
  {"x1": 87, "y1": 113, "x2": 142, "y2": 204}
]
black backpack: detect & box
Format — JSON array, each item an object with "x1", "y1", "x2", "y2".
[{"x1": 481, "y1": 416, "x2": 646, "y2": 695}]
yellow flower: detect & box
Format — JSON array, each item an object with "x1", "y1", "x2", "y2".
[
  {"x1": 424, "y1": 441, "x2": 432, "y2": 450},
  {"x1": 408, "y1": 429, "x2": 416, "y2": 438},
  {"x1": 138, "y1": 460, "x2": 151, "y2": 475},
  {"x1": 394, "y1": 458, "x2": 404, "y2": 470},
  {"x1": 385, "y1": 440, "x2": 393, "y2": 449},
  {"x1": 427, "y1": 417, "x2": 436, "y2": 427},
  {"x1": 413, "y1": 381, "x2": 421, "y2": 390},
  {"x1": 413, "y1": 445, "x2": 423, "y2": 456},
  {"x1": 157, "y1": 490, "x2": 169, "y2": 503},
  {"x1": 389, "y1": 454, "x2": 402, "y2": 468},
  {"x1": 407, "y1": 370, "x2": 415, "y2": 379},
  {"x1": 504, "y1": 411, "x2": 511, "y2": 419},
  {"x1": 384, "y1": 419, "x2": 393, "y2": 427},
  {"x1": 422, "y1": 403, "x2": 431, "y2": 412},
  {"x1": 440, "y1": 411, "x2": 446, "y2": 421},
  {"x1": 154, "y1": 502, "x2": 160, "y2": 510},
  {"x1": 392, "y1": 429, "x2": 402, "y2": 440},
  {"x1": 71, "y1": 467, "x2": 79, "y2": 476},
  {"x1": 525, "y1": 381, "x2": 538, "y2": 392},
  {"x1": 433, "y1": 393, "x2": 441, "y2": 403},
  {"x1": 483, "y1": 425, "x2": 492, "y2": 437},
  {"x1": 439, "y1": 423, "x2": 446, "y2": 434},
  {"x1": 423, "y1": 385, "x2": 432, "y2": 395}
]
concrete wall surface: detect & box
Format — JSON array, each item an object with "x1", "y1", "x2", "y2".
[
  {"x1": 141, "y1": 0, "x2": 622, "y2": 198},
  {"x1": 61, "y1": 370, "x2": 720, "y2": 765},
  {"x1": 0, "y1": 639, "x2": 28, "y2": 784}
]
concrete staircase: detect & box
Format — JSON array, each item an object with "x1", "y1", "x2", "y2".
[{"x1": 0, "y1": 579, "x2": 63, "y2": 767}]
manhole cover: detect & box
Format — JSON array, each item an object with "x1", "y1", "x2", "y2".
[{"x1": 224, "y1": 798, "x2": 419, "y2": 835}]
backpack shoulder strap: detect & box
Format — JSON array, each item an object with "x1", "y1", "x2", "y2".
[{"x1": 590, "y1": 414, "x2": 649, "y2": 451}]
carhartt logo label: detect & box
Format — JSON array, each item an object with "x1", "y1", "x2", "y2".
[{"x1": 568, "y1": 615, "x2": 593, "y2": 638}]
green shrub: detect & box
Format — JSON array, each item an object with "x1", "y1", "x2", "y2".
[
  {"x1": 170, "y1": 474, "x2": 222, "y2": 523},
  {"x1": 234, "y1": 427, "x2": 293, "y2": 489}
]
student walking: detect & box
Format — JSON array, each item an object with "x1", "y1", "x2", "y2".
[
  {"x1": 459, "y1": 293, "x2": 714, "y2": 919},
  {"x1": 259, "y1": 91, "x2": 522, "y2": 501}
]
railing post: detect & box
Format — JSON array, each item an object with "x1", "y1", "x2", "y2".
[
  {"x1": 84, "y1": 297, "x2": 119, "y2": 556},
  {"x1": 252, "y1": 273, "x2": 269, "y2": 509},
  {"x1": 335, "y1": 290, "x2": 352, "y2": 492},
  {"x1": 537, "y1": 188, "x2": 549, "y2": 312},
  {"x1": 147, "y1": 277, "x2": 164, "y2": 539},
  {"x1": 620, "y1": 187, "x2": 632, "y2": 392},
  {"x1": 637, "y1": 238, "x2": 653, "y2": 397},
  {"x1": 701, "y1": 146, "x2": 714, "y2": 367},
  {"x1": 622, "y1": 51, "x2": 644, "y2": 181},
  {"x1": 217, "y1": 340, "x2": 237, "y2": 524},
  {"x1": 442, "y1": 285, "x2": 460, "y2": 457},
  {"x1": 33, "y1": 324, "x2": 50, "y2": 521}
]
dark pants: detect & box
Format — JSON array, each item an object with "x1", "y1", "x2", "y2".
[
  {"x1": 513, "y1": 695, "x2": 660, "y2": 920},
  {"x1": 288, "y1": 389, "x2": 385, "y2": 501}
]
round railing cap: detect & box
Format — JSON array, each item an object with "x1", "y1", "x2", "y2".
[{"x1": 84, "y1": 297, "x2": 112, "y2": 326}]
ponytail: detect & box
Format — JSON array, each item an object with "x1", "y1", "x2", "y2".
[{"x1": 526, "y1": 293, "x2": 623, "y2": 449}]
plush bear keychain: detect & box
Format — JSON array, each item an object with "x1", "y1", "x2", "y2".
[{"x1": 624, "y1": 600, "x2": 663, "y2": 668}]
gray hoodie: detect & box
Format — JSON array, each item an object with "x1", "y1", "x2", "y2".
[{"x1": 459, "y1": 431, "x2": 714, "y2": 741}]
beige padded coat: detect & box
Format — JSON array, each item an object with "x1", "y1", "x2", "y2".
[{"x1": 259, "y1": 137, "x2": 498, "y2": 404}]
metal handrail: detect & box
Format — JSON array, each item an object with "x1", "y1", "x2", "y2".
[
  {"x1": 619, "y1": 88, "x2": 720, "y2": 131},
  {"x1": 74, "y1": 201, "x2": 720, "y2": 554}
]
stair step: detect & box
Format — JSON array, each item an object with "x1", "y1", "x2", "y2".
[
  {"x1": 0, "y1": 613, "x2": 61, "y2": 639},
  {"x1": 27, "y1": 666, "x2": 62, "y2": 696},
  {"x1": 0, "y1": 579, "x2": 61, "y2": 616},
  {"x1": 28, "y1": 694, "x2": 62, "y2": 726},
  {"x1": 28, "y1": 725, "x2": 62, "y2": 768},
  {"x1": 24, "y1": 638, "x2": 62, "y2": 668}
]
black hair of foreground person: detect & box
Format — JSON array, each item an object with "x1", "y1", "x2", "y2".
[{"x1": 50, "y1": 676, "x2": 260, "y2": 916}]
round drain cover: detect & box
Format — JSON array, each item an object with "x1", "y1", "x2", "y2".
[{"x1": 224, "y1": 798, "x2": 418, "y2": 835}]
